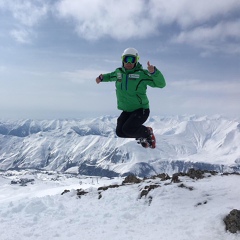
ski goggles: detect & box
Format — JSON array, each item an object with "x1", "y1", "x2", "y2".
[{"x1": 122, "y1": 55, "x2": 137, "y2": 64}]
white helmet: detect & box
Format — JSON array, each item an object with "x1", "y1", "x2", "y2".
[{"x1": 122, "y1": 47, "x2": 140, "y2": 62}]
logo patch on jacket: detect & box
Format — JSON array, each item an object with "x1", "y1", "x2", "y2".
[
  {"x1": 129, "y1": 74, "x2": 140, "y2": 79},
  {"x1": 117, "y1": 73, "x2": 122, "y2": 79}
]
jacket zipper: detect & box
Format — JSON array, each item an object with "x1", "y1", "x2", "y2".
[{"x1": 126, "y1": 75, "x2": 128, "y2": 90}]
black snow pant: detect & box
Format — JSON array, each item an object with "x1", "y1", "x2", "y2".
[{"x1": 116, "y1": 108, "x2": 150, "y2": 139}]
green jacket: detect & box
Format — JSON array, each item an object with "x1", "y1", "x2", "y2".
[{"x1": 102, "y1": 62, "x2": 166, "y2": 112}]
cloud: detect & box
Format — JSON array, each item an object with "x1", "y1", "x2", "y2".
[
  {"x1": 60, "y1": 69, "x2": 104, "y2": 84},
  {"x1": 0, "y1": 0, "x2": 49, "y2": 43},
  {"x1": 170, "y1": 79, "x2": 240, "y2": 96},
  {"x1": 0, "y1": 0, "x2": 49, "y2": 26},
  {"x1": 53, "y1": 0, "x2": 240, "y2": 55},
  {"x1": 1, "y1": 0, "x2": 240, "y2": 52},
  {"x1": 150, "y1": 0, "x2": 240, "y2": 27},
  {"x1": 173, "y1": 20, "x2": 240, "y2": 54},
  {"x1": 55, "y1": 0, "x2": 157, "y2": 40},
  {"x1": 10, "y1": 28, "x2": 34, "y2": 44},
  {"x1": 157, "y1": 78, "x2": 240, "y2": 117},
  {"x1": 55, "y1": 0, "x2": 240, "y2": 39}
]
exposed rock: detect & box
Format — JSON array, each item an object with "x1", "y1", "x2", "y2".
[
  {"x1": 11, "y1": 178, "x2": 35, "y2": 186},
  {"x1": 171, "y1": 173, "x2": 181, "y2": 183},
  {"x1": 148, "y1": 196, "x2": 153, "y2": 206},
  {"x1": 140, "y1": 184, "x2": 160, "y2": 198},
  {"x1": 186, "y1": 168, "x2": 217, "y2": 179},
  {"x1": 195, "y1": 201, "x2": 207, "y2": 207},
  {"x1": 61, "y1": 188, "x2": 88, "y2": 197},
  {"x1": 76, "y1": 189, "x2": 88, "y2": 198},
  {"x1": 224, "y1": 209, "x2": 240, "y2": 233},
  {"x1": 147, "y1": 184, "x2": 160, "y2": 191},
  {"x1": 222, "y1": 172, "x2": 240, "y2": 176},
  {"x1": 149, "y1": 173, "x2": 171, "y2": 181},
  {"x1": 61, "y1": 189, "x2": 70, "y2": 195},
  {"x1": 178, "y1": 183, "x2": 194, "y2": 191},
  {"x1": 140, "y1": 189, "x2": 149, "y2": 198},
  {"x1": 122, "y1": 174, "x2": 141, "y2": 184},
  {"x1": 98, "y1": 184, "x2": 120, "y2": 191},
  {"x1": 187, "y1": 169, "x2": 205, "y2": 179}
]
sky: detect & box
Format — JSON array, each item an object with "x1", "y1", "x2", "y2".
[{"x1": 0, "y1": 0, "x2": 240, "y2": 119}]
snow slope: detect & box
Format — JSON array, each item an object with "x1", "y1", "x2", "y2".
[
  {"x1": 0, "y1": 170, "x2": 239, "y2": 240},
  {"x1": 0, "y1": 115, "x2": 240, "y2": 176}
]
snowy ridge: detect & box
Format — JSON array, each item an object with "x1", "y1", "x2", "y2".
[
  {"x1": 0, "y1": 115, "x2": 240, "y2": 177},
  {"x1": 0, "y1": 169, "x2": 240, "y2": 240}
]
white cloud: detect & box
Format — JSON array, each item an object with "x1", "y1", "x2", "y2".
[
  {"x1": 170, "y1": 79, "x2": 240, "y2": 95},
  {"x1": 0, "y1": 0, "x2": 49, "y2": 26},
  {"x1": 151, "y1": 0, "x2": 240, "y2": 27},
  {"x1": 157, "y1": 78, "x2": 240, "y2": 117},
  {"x1": 1, "y1": 0, "x2": 240, "y2": 51},
  {"x1": 153, "y1": 1, "x2": 240, "y2": 55},
  {"x1": 61, "y1": 69, "x2": 103, "y2": 84},
  {"x1": 55, "y1": 0, "x2": 240, "y2": 40},
  {"x1": 0, "y1": 0, "x2": 49, "y2": 43},
  {"x1": 174, "y1": 20, "x2": 240, "y2": 43},
  {"x1": 55, "y1": 0, "x2": 157, "y2": 40},
  {"x1": 53, "y1": 0, "x2": 240, "y2": 55},
  {"x1": 10, "y1": 28, "x2": 33, "y2": 44}
]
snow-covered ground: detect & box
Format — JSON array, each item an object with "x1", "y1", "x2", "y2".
[{"x1": 0, "y1": 170, "x2": 239, "y2": 240}]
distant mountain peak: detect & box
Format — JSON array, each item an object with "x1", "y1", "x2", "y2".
[{"x1": 0, "y1": 115, "x2": 239, "y2": 176}]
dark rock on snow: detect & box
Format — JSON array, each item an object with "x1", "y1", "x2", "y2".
[{"x1": 224, "y1": 209, "x2": 240, "y2": 233}]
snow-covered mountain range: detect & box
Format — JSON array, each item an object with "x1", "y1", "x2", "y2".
[{"x1": 0, "y1": 115, "x2": 240, "y2": 177}]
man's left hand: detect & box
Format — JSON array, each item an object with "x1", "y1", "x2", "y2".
[{"x1": 147, "y1": 61, "x2": 155, "y2": 74}]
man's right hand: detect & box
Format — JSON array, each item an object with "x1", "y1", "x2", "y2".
[{"x1": 96, "y1": 74, "x2": 103, "y2": 84}]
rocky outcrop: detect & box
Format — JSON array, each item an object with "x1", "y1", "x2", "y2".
[
  {"x1": 224, "y1": 209, "x2": 240, "y2": 233},
  {"x1": 122, "y1": 174, "x2": 141, "y2": 184}
]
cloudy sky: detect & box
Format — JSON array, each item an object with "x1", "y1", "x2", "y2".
[{"x1": 0, "y1": 0, "x2": 240, "y2": 119}]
